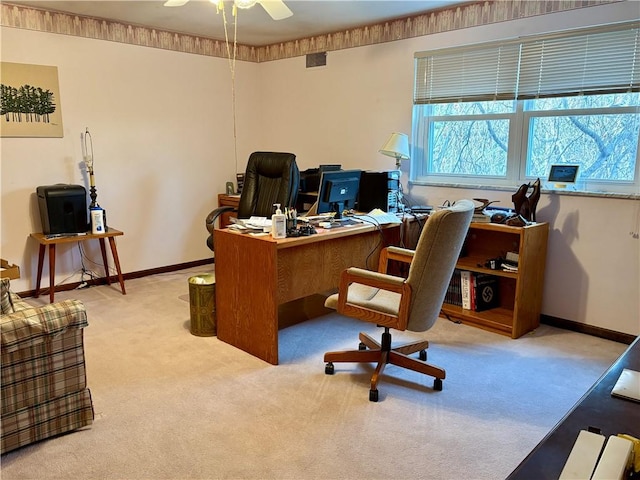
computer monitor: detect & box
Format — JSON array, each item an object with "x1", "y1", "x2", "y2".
[{"x1": 316, "y1": 169, "x2": 361, "y2": 219}]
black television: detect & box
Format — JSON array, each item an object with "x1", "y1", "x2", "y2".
[{"x1": 316, "y1": 169, "x2": 361, "y2": 219}]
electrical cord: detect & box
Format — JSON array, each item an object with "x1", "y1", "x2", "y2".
[
  {"x1": 77, "y1": 242, "x2": 113, "y2": 281},
  {"x1": 353, "y1": 215, "x2": 386, "y2": 270}
]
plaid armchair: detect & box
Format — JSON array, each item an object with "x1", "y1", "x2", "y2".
[{"x1": 1, "y1": 278, "x2": 94, "y2": 454}]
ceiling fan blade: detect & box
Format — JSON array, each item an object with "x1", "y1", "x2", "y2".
[
  {"x1": 164, "y1": 0, "x2": 190, "y2": 6},
  {"x1": 258, "y1": 0, "x2": 293, "y2": 20}
]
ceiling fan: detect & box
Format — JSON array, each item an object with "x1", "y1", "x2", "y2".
[{"x1": 163, "y1": 0, "x2": 293, "y2": 21}]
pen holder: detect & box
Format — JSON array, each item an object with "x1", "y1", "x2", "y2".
[{"x1": 286, "y1": 218, "x2": 297, "y2": 231}]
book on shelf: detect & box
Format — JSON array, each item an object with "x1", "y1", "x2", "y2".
[
  {"x1": 502, "y1": 263, "x2": 518, "y2": 273},
  {"x1": 472, "y1": 272, "x2": 500, "y2": 311},
  {"x1": 461, "y1": 270, "x2": 472, "y2": 309},
  {"x1": 445, "y1": 269, "x2": 462, "y2": 307},
  {"x1": 447, "y1": 270, "x2": 500, "y2": 312},
  {"x1": 502, "y1": 251, "x2": 519, "y2": 272},
  {"x1": 472, "y1": 212, "x2": 492, "y2": 223}
]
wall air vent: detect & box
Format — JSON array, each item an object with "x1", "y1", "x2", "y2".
[{"x1": 306, "y1": 52, "x2": 327, "y2": 68}]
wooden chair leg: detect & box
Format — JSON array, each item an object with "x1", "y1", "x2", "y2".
[
  {"x1": 325, "y1": 329, "x2": 444, "y2": 399},
  {"x1": 358, "y1": 332, "x2": 380, "y2": 349},
  {"x1": 324, "y1": 349, "x2": 382, "y2": 364},
  {"x1": 392, "y1": 339, "x2": 430, "y2": 356},
  {"x1": 370, "y1": 350, "x2": 389, "y2": 392},
  {"x1": 388, "y1": 350, "x2": 445, "y2": 380}
]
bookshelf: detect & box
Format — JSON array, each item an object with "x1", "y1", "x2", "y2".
[{"x1": 441, "y1": 221, "x2": 549, "y2": 339}]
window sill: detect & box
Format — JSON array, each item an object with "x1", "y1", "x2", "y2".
[{"x1": 408, "y1": 181, "x2": 640, "y2": 201}]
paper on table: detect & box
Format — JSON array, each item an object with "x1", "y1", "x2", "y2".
[
  {"x1": 611, "y1": 368, "x2": 640, "y2": 402},
  {"x1": 355, "y1": 209, "x2": 402, "y2": 225},
  {"x1": 242, "y1": 216, "x2": 272, "y2": 228}
]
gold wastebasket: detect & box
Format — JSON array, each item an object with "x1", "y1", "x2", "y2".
[{"x1": 188, "y1": 273, "x2": 216, "y2": 336}]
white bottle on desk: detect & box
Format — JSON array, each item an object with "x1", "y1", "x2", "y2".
[
  {"x1": 271, "y1": 204, "x2": 286, "y2": 239},
  {"x1": 90, "y1": 207, "x2": 105, "y2": 234}
]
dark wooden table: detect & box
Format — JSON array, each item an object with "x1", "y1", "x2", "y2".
[
  {"x1": 507, "y1": 336, "x2": 640, "y2": 479},
  {"x1": 30, "y1": 228, "x2": 126, "y2": 302}
]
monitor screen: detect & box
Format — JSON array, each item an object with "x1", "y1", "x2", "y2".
[
  {"x1": 548, "y1": 165, "x2": 579, "y2": 184},
  {"x1": 316, "y1": 169, "x2": 361, "y2": 218}
]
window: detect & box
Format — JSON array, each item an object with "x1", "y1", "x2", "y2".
[{"x1": 412, "y1": 23, "x2": 640, "y2": 194}]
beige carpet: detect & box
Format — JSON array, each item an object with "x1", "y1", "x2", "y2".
[{"x1": 0, "y1": 267, "x2": 627, "y2": 479}]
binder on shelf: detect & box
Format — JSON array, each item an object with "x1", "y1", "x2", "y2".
[
  {"x1": 448, "y1": 270, "x2": 500, "y2": 312},
  {"x1": 471, "y1": 212, "x2": 492, "y2": 223}
]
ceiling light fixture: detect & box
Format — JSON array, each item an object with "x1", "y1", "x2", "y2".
[
  {"x1": 166, "y1": 0, "x2": 292, "y2": 20},
  {"x1": 234, "y1": 0, "x2": 258, "y2": 9}
]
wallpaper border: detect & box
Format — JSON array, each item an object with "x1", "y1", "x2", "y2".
[{"x1": 1, "y1": 1, "x2": 621, "y2": 63}]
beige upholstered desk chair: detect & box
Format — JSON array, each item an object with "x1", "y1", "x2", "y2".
[{"x1": 324, "y1": 199, "x2": 474, "y2": 401}]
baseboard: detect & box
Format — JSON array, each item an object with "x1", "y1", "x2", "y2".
[
  {"x1": 18, "y1": 258, "x2": 214, "y2": 298},
  {"x1": 541, "y1": 314, "x2": 637, "y2": 345},
  {"x1": 19, "y1": 265, "x2": 637, "y2": 346}
]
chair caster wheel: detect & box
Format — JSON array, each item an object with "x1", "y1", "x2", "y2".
[
  {"x1": 358, "y1": 342, "x2": 366, "y2": 350},
  {"x1": 325, "y1": 362, "x2": 334, "y2": 375},
  {"x1": 419, "y1": 349, "x2": 427, "y2": 361},
  {"x1": 433, "y1": 378, "x2": 443, "y2": 391},
  {"x1": 369, "y1": 389, "x2": 379, "y2": 402}
]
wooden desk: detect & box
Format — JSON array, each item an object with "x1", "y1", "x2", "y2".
[
  {"x1": 30, "y1": 228, "x2": 126, "y2": 303},
  {"x1": 214, "y1": 223, "x2": 399, "y2": 364},
  {"x1": 507, "y1": 336, "x2": 640, "y2": 479}
]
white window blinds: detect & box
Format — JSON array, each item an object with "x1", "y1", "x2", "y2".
[{"x1": 414, "y1": 22, "x2": 640, "y2": 104}]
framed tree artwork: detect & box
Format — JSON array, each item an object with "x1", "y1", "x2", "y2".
[{"x1": 0, "y1": 62, "x2": 64, "y2": 138}]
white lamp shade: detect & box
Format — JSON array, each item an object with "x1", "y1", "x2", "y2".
[{"x1": 379, "y1": 133, "x2": 410, "y2": 161}]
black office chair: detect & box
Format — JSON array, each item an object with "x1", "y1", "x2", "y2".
[{"x1": 206, "y1": 151, "x2": 300, "y2": 251}]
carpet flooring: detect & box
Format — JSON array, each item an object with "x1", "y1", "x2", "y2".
[{"x1": 0, "y1": 267, "x2": 628, "y2": 479}]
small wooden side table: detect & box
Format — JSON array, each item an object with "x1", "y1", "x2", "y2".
[{"x1": 30, "y1": 228, "x2": 126, "y2": 303}]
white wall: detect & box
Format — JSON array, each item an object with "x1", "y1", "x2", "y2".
[
  {"x1": 1, "y1": 28, "x2": 262, "y2": 292},
  {"x1": 258, "y1": 2, "x2": 640, "y2": 335},
  {"x1": 1, "y1": 1, "x2": 639, "y2": 335}
]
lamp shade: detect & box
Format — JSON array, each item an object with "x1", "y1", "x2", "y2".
[{"x1": 379, "y1": 133, "x2": 410, "y2": 167}]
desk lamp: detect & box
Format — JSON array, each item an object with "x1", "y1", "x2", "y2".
[
  {"x1": 379, "y1": 132, "x2": 410, "y2": 170},
  {"x1": 81, "y1": 128, "x2": 98, "y2": 208}
]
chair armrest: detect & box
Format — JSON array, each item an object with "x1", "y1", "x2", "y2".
[
  {"x1": 337, "y1": 267, "x2": 412, "y2": 329},
  {"x1": 341, "y1": 267, "x2": 406, "y2": 292},
  {"x1": 377, "y1": 246, "x2": 415, "y2": 273},
  {"x1": 205, "y1": 206, "x2": 236, "y2": 233}
]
